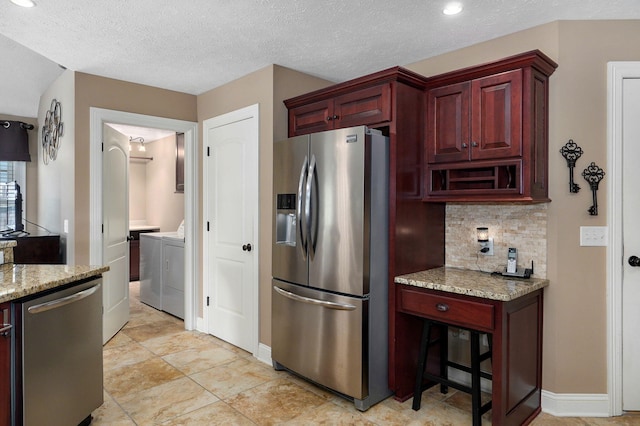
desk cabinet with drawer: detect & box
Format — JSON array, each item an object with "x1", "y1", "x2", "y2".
[{"x1": 394, "y1": 268, "x2": 547, "y2": 426}]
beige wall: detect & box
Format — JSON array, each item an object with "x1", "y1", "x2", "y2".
[
  {"x1": 129, "y1": 159, "x2": 147, "y2": 222},
  {"x1": 0, "y1": 113, "x2": 38, "y2": 223},
  {"x1": 145, "y1": 134, "x2": 184, "y2": 232},
  {"x1": 37, "y1": 70, "x2": 75, "y2": 263},
  {"x1": 73, "y1": 72, "x2": 197, "y2": 264},
  {"x1": 407, "y1": 20, "x2": 640, "y2": 394},
  {"x1": 196, "y1": 65, "x2": 331, "y2": 342}
]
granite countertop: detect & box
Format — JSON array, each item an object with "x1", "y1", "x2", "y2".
[
  {"x1": 0, "y1": 264, "x2": 109, "y2": 303},
  {"x1": 395, "y1": 267, "x2": 549, "y2": 302}
]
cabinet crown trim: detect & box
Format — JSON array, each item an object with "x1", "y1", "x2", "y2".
[
  {"x1": 425, "y1": 49, "x2": 558, "y2": 89},
  {"x1": 284, "y1": 66, "x2": 427, "y2": 108}
]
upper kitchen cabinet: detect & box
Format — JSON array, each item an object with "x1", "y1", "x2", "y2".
[
  {"x1": 424, "y1": 50, "x2": 557, "y2": 202},
  {"x1": 287, "y1": 84, "x2": 391, "y2": 135},
  {"x1": 284, "y1": 67, "x2": 422, "y2": 137}
]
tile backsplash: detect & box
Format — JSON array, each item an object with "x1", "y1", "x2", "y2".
[{"x1": 445, "y1": 203, "x2": 548, "y2": 278}]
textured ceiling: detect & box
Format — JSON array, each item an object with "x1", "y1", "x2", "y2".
[{"x1": 1, "y1": 0, "x2": 639, "y2": 118}]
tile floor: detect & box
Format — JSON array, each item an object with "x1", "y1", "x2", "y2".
[{"x1": 92, "y1": 282, "x2": 640, "y2": 425}]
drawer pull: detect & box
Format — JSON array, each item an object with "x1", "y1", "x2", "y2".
[{"x1": 436, "y1": 303, "x2": 449, "y2": 312}]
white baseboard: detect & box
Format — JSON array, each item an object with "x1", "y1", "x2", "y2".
[
  {"x1": 541, "y1": 390, "x2": 609, "y2": 417},
  {"x1": 195, "y1": 316, "x2": 206, "y2": 332},
  {"x1": 257, "y1": 343, "x2": 272, "y2": 366}
]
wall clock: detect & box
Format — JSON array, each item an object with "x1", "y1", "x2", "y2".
[{"x1": 42, "y1": 98, "x2": 63, "y2": 164}]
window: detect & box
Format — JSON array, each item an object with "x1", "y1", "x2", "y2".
[{"x1": 0, "y1": 161, "x2": 26, "y2": 233}]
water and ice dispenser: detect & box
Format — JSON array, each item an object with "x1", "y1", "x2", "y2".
[{"x1": 275, "y1": 193, "x2": 297, "y2": 246}]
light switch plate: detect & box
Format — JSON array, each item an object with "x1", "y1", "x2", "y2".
[{"x1": 580, "y1": 226, "x2": 608, "y2": 246}]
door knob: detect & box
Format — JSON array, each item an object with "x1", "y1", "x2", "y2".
[
  {"x1": 629, "y1": 256, "x2": 640, "y2": 267},
  {"x1": 126, "y1": 236, "x2": 134, "y2": 242},
  {"x1": 242, "y1": 243, "x2": 252, "y2": 252}
]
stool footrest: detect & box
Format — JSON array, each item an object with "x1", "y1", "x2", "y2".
[{"x1": 447, "y1": 361, "x2": 493, "y2": 381}]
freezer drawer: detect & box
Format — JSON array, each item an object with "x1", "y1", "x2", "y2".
[{"x1": 272, "y1": 280, "x2": 367, "y2": 399}]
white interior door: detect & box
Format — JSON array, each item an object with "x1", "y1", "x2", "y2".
[
  {"x1": 622, "y1": 76, "x2": 640, "y2": 410},
  {"x1": 102, "y1": 124, "x2": 130, "y2": 343},
  {"x1": 204, "y1": 105, "x2": 258, "y2": 354}
]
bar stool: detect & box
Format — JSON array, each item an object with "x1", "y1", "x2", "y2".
[{"x1": 412, "y1": 318, "x2": 493, "y2": 426}]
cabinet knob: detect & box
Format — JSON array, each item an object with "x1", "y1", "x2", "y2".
[
  {"x1": 332, "y1": 115, "x2": 339, "y2": 120},
  {"x1": 326, "y1": 116, "x2": 333, "y2": 121},
  {"x1": 629, "y1": 256, "x2": 640, "y2": 267},
  {"x1": 242, "y1": 243, "x2": 252, "y2": 252},
  {"x1": 471, "y1": 141, "x2": 479, "y2": 147},
  {"x1": 435, "y1": 303, "x2": 449, "y2": 312},
  {"x1": 462, "y1": 143, "x2": 468, "y2": 148}
]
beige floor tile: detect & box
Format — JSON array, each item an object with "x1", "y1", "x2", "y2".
[
  {"x1": 119, "y1": 376, "x2": 219, "y2": 424},
  {"x1": 103, "y1": 341, "x2": 155, "y2": 372},
  {"x1": 91, "y1": 391, "x2": 136, "y2": 425},
  {"x1": 160, "y1": 401, "x2": 255, "y2": 425},
  {"x1": 163, "y1": 345, "x2": 240, "y2": 375},
  {"x1": 103, "y1": 331, "x2": 134, "y2": 350},
  {"x1": 225, "y1": 378, "x2": 328, "y2": 425},
  {"x1": 283, "y1": 400, "x2": 376, "y2": 425},
  {"x1": 141, "y1": 330, "x2": 212, "y2": 356},
  {"x1": 191, "y1": 357, "x2": 280, "y2": 400},
  {"x1": 122, "y1": 319, "x2": 184, "y2": 342},
  {"x1": 104, "y1": 357, "x2": 185, "y2": 399}
]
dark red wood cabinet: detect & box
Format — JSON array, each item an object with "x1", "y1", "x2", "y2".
[
  {"x1": 287, "y1": 83, "x2": 391, "y2": 136},
  {"x1": 1, "y1": 303, "x2": 11, "y2": 426},
  {"x1": 396, "y1": 286, "x2": 544, "y2": 426},
  {"x1": 424, "y1": 50, "x2": 557, "y2": 202}
]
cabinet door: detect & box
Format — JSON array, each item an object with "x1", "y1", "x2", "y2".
[
  {"x1": 471, "y1": 69, "x2": 522, "y2": 160},
  {"x1": 333, "y1": 84, "x2": 391, "y2": 129},
  {"x1": 426, "y1": 82, "x2": 471, "y2": 163},
  {"x1": 289, "y1": 99, "x2": 334, "y2": 136},
  {"x1": 0, "y1": 303, "x2": 10, "y2": 426}
]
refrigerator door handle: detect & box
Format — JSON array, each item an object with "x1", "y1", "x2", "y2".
[
  {"x1": 306, "y1": 155, "x2": 317, "y2": 258},
  {"x1": 273, "y1": 285, "x2": 356, "y2": 311},
  {"x1": 297, "y1": 156, "x2": 308, "y2": 259}
]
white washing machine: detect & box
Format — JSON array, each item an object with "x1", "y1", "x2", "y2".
[{"x1": 139, "y1": 223, "x2": 185, "y2": 318}]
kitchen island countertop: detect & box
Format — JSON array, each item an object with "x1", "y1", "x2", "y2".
[
  {"x1": 0, "y1": 264, "x2": 109, "y2": 303},
  {"x1": 395, "y1": 266, "x2": 549, "y2": 301}
]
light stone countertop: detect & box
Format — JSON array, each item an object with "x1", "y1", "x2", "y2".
[
  {"x1": 0, "y1": 264, "x2": 109, "y2": 303},
  {"x1": 395, "y1": 267, "x2": 549, "y2": 302}
]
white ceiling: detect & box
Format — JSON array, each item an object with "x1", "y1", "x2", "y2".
[{"x1": 1, "y1": 0, "x2": 639, "y2": 118}]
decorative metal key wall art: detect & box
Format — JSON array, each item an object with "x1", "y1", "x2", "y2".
[
  {"x1": 560, "y1": 139, "x2": 583, "y2": 193},
  {"x1": 42, "y1": 98, "x2": 63, "y2": 164},
  {"x1": 582, "y1": 162, "x2": 605, "y2": 216}
]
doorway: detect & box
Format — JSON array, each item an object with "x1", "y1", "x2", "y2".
[
  {"x1": 607, "y1": 62, "x2": 640, "y2": 415},
  {"x1": 89, "y1": 108, "x2": 198, "y2": 339}
]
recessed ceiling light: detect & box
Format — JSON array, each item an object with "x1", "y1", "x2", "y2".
[
  {"x1": 443, "y1": 2, "x2": 463, "y2": 15},
  {"x1": 10, "y1": 0, "x2": 36, "y2": 7}
]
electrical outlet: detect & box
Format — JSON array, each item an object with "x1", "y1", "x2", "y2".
[
  {"x1": 479, "y1": 237, "x2": 494, "y2": 256},
  {"x1": 580, "y1": 226, "x2": 608, "y2": 247}
]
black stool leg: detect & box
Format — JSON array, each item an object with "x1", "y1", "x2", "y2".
[
  {"x1": 440, "y1": 325, "x2": 448, "y2": 394},
  {"x1": 470, "y1": 331, "x2": 482, "y2": 426},
  {"x1": 412, "y1": 319, "x2": 432, "y2": 411}
]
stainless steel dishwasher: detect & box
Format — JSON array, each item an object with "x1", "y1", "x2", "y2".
[{"x1": 16, "y1": 278, "x2": 103, "y2": 426}]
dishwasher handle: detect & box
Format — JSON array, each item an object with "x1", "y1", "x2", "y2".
[
  {"x1": 273, "y1": 285, "x2": 356, "y2": 311},
  {"x1": 28, "y1": 283, "x2": 101, "y2": 314}
]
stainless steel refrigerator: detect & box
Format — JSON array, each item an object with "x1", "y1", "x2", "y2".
[{"x1": 271, "y1": 126, "x2": 391, "y2": 411}]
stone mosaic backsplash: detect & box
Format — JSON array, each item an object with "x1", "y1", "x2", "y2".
[{"x1": 445, "y1": 203, "x2": 548, "y2": 278}]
